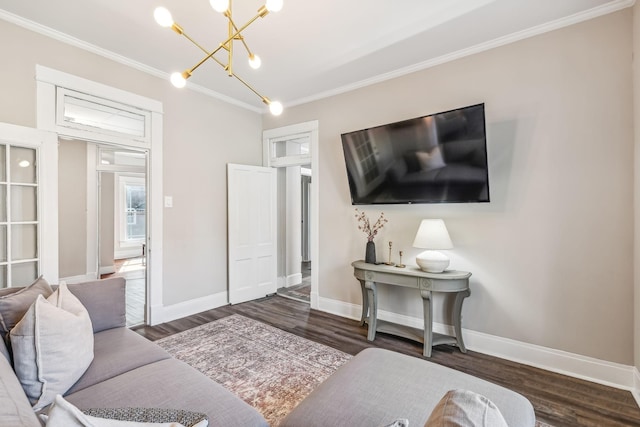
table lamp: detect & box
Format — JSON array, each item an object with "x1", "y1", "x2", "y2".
[{"x1": 412, "y1": 219, "x2": 453, "y2": 273}]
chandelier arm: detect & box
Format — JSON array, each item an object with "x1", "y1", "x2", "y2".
[
  {"x1": 180, "y1": 31, "x2": 213, "y2": 57},
  {"x1": 230, "y1": 71, "x2": 268, "y2": 103},
  {"x1": 182, "y1": 11, "x2": 264, "y2": 76},
  {"x1": 227, "y1": 16, "x2": 253, "y2": 56}
]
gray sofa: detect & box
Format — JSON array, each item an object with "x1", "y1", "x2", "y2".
[
  {"x1": 0, "y1": 277, "x2": 268, "y2": 427},
  {"x1": 281, "y1": 348, "x2": 536, "y2": 427},
  {"x1": 1, "y1": 277, "x2": 535, "y2": 427}
]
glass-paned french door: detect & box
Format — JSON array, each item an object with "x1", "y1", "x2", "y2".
[{"x1": 0, "y1": 143, "x2": 39, "y2": 288}]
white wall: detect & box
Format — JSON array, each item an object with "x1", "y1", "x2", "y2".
[
  {"x1": 264, "y1": 10, "x2": 635, "y2": 365},
  {"x1": 0, "y1": 18, "x2": 263, "y2": 307}
]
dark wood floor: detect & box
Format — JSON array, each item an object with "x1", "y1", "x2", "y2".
[{"x1": 135, "y1": 295, "x2": 640, "y2": 427}]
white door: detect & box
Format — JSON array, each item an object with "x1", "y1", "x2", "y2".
[
  {"x1": 228, "y1": 163, "x2": 277, "y2": 304},
  {"x1": 0, "y1": 122, "x2": 58, "y2": 287}
]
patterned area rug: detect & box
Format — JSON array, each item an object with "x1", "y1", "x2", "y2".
[{"x1": 155, "y1": 314, "x2": 352, "y2": 426}]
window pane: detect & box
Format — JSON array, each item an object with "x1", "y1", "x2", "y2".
[
  {"x1": 12, "y1": 262, "x2": 37, "y2": 287},
  {"x1": 10, "y1": 186, "x2": 37, "y2": 222},
  {"x1": 11, "y1": 224, "x2": 37, "y2": 260},
  {"x1": 271, "y1": 137, "x2": 310, "y2": 159},
  {"x1": 64, "y1": 95, "x2": 145, "y2": 138},
  {"x1": 0, "y1": 145, "x2": 5, "y2": 181},
  {"x1": 126, "y1": 185, "x2": 145, "y2": 240},
  {"x1": 0, "y1": 185, "x2": 5, "y2": 222},
  {"x1": 100, "y1": 148, "x2": 146, "y2": 168},
  {"x1": 0, "y1": 225, "x2": 5, "y2": 262},
  {"x1": 0, "y1": 265, "x2": 5, "y2": 289},
  {"x1": 10, "y1": 147, "x2": 36, "y2": 184}
]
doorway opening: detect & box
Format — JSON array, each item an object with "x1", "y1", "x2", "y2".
[
  {"x1": 58, "y1": 140, "x2": 148, "y2": 327},
  {"x1": 263, "y1": 121, "x2": 318, "y2": 307},
  {"x1": 276, "y1": 165, "x2": 311, "y2": 303}
]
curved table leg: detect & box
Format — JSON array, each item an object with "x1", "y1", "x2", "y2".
[
  {"x1": 358, "y1": 279, "x2": 368, "y2": 326},
  {"x1": 365, "y1": 280, "x2": 377, "y2": 341},
  {"x1": 420, "y1": 289, "x2": 433, "y2": 357},
  {"x1": 453, "y1": 289, "x2": 471, "y2": 353}
]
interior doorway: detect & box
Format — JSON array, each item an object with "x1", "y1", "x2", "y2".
[
  {"x1": 276, "y1": 165, "x2": 311, "y2": 303},
  {"x1": 262, "y1": 121, "x2": 318, "y2": 308},
  {"x1": 58, "y1": 140, "x2": 148, "y2": 326}
]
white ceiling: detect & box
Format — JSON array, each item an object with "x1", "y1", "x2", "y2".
[{"x1": 0, "y1": 0, "x2": 632, "y2": 112}]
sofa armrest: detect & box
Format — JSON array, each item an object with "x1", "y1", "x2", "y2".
[{"x1": 67, "y1": 277, "x2": 126, "y2": 333}]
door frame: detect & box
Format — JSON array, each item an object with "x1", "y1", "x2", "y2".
[
  {"x1": 263, "y1": 120, "x2": 319, "y2": 309},
  {"x1": 35, "y1": 65, "x2": 164, "y2": 325}
]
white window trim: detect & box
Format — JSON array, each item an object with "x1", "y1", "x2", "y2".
[
  {"x1": 116, "y1": 174, "x2": 146, "y2": 254},
  {"x1": 35, "y1": 65, "x2": 164, "y2": 325},
  {"x1": 56, "y1": 88, "x2": 152, "y2": 144}
]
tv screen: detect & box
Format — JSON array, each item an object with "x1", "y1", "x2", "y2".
[{"x1": 341, "y1": 103, "x2": 489, "y2": 205}]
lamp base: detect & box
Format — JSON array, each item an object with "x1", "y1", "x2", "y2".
[{"x1": 416, "y1": 250, "x2": 449, "y2": 273}]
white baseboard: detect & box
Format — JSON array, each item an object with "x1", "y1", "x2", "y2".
[
  {"x1": 150, "y1": 291, "x2": 229, "y2": 325},
  {"x1": 633, "y1": 368, "x2": 640, "y2": 408},
  {"x1": 99, "y1": 265, "x2": 115, "y2": 275},
  {"x1": 317, "y1": 296, "x2": 638, "y2": 394},
  {"x1": 286, "y1": 273, "x2": 302, "y2": 287},
  {"x1": 60, "y1": 273, "x2": 97, "y2": 284}
]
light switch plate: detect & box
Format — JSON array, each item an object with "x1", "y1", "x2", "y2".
[{"x1": 164, "y1": 196, "x2": 173, "y2": 208}]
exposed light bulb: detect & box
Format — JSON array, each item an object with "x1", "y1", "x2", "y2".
[
  {"x1": 265, "y1": 0, "x2": 283, "y2": 13},
  {"x1": 170, "y1": 72, "x2": 187, "y2": 88},
  {"x1": 154, "y1": 7, "x2": 174, "y2": 28},
  {"x1": 210, "y1": 0, "x2": 229, "y2": 13},
  {"x1": 269, "y1": 101, "x2": 283, "y2": 116},
  {"x1": 248, "y1": 54, "x2": 261, "y2": 69},
  {"x1": 18, "y1": 160, "x2": 30, "y2": 168}
]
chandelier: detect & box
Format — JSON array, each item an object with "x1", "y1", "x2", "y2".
[{"x1": 154, "y1": 0, "x2": 284, "y2": 115}]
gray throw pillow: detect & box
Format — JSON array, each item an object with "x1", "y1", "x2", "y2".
[
  {"x1": 82, "y1": 407, "x2": 209, "y2": 427},
  {"x1": 424, "y1": 390, "x2": 508, "y2": 427},
  {"x1": 0, "y1": 276, "x2": 53, "y2": 341},
  {"x1": 43, "y1": 395, "x2": 209, "y2": 427}
]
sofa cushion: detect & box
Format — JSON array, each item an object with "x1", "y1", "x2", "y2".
[
  {"x1": 11, "y1": 283, "x2": 94, "y2": 410},
  {"x1": 66, "y1": 277, "x2": 126, "y2": 333},
  {"x1": 424, "y1": 389, "x2": 508, "y2": 427},
  {"x1": 44, "y1": 395, "x2": 208, "y2": 427},
  {"x1": 0, "y1": 334, "x2": 9, "y2": 362},
  {"x1": 0, "y1": 276, "x2": 53, "y2": 341},
  {"x1": 66, "y1": 327, "x2": 171, "y2": 395},
  {"x1": 0, "y1": 350, "x2": 41, "y2": 427},
  {"x1": 65, "y1": 358, "x2": 269, "y2": 427},
  {"x1": 279, "y1": 348, "x2": 535, "y2": 427}
]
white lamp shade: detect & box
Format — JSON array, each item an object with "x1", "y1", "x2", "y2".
[
  {"x1": 413, "y1": 219, "x2": 452, "y2": 273},
  {"x1": 412, "y1": 219, "x2": 453, "y2": 250}
]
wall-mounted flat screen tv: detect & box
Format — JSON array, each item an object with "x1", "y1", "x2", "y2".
[{"x1": 341, "y1": 103, "x2": 489, "y2": 205}]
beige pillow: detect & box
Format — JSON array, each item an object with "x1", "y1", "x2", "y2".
[
  {"x1": 44, "y1": 395, "x2": 207, "y2": 427},
  {"x1": 424, "y1": 389, "x2": 508, "y2": 427},
  {"x1": 10, "y1": 283, "x2": 94, "y2": 411},
  {"x1": 416, "y1": 146, "x2": 446, "y2": 172}
]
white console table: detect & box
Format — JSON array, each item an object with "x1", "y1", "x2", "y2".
[{"x1": 352, "y1": 260, "x2": 471, "y2": 357}]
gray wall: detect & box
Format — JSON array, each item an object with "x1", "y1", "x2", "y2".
[
  {"x1": 58, "y1": 140, "x2": 87, "y2": 278},
  {"x1": 100, "y1": 172, "x2": 115, "y2": 272},
  {"x1": 0, "y1": 18, "x2": 263, "y2": 306},
  {"x1": 264, "y1": 10, "x2": 635, "y2": 365}
]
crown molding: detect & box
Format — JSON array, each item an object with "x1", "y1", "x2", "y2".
[
  {"x1": 287, "y1": 0, "x2": 636, "y2": 108},
  {"x1": 0, "y1": 9, "x2": 262, "y2": 114}
]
